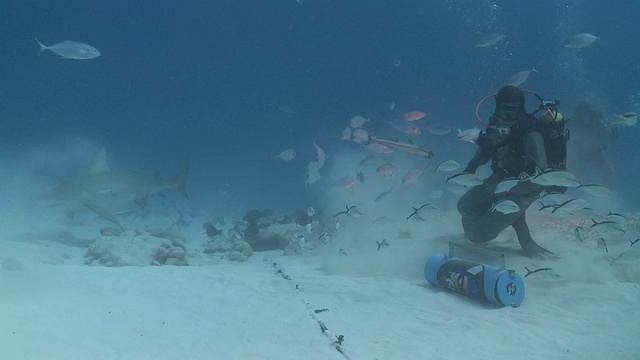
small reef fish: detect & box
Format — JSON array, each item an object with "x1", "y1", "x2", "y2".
[
  {"x1": 313, "y1": 142, "x2": 327, "y2": 166},
  {"x1": 333, "y1": 176, "x2": 357, "y2": 189},
  {"x1": 402, "y1": 168, "x2": 426, "y2": 185},
  {"x1": 367, "y1": 143, "x2": 392, "y2": 154},
  {"x1": 424, "y1": 123, "x2": 451, "y2": 136},
  {"x1": 352, "y1": 129, "x2": 369, "y2": 143},
  {"x1": 349, "y1": 115, "x2": 370, "y2": 128},
  {"x1": 340, "y1": 127, "x2": 352, "y2": 140},
  {"x1": 403, "y1": 111, "x2": 430, "y2": 121},
  {"x1": 406, "y1": 203, "x2": 431, "y2": 221},
  {"x1": 278, "y1": 105, "x2": 296, "y2": 114},
  {"x1": 507, "y1": 68, "x2": 537, "y2": 87},
  {"x1": 205, "y1": 224, "x2": 223, "y2": 238},
  {"x1": 403, "y1": 123, "x2": 422, "y2": 135},
  {"x1": 276, "y1": 148, "x2": 296, "y2": 161},
  {"x1": 389, "y1": 100, "x2": 396, "y2": 111},
  {"x1": 457, "y1": 128, "x2": 481, "y2": 143},
  {"x1": 374, "y1": 188, "x2": 394, "y2": 202},
  {"x1": 35, "y1": 38, "x2": 100, "y2": 59},
  {"x1": 474, "y1": 33, "x2": 506, "y2": 47},
  {"x1": 562, "y1": 33, "x2": 599, "y2": 49},
  {"x1": 333, "y1": 205, "x2": 359, "y2": 218},
  {"x1": 376, "y1": 163, "x2": 395, "y2": 176},
  {"x1": 385, "y1": 119, "x2": 421, "y2": 135},
  {"x1": 376, "y1": 239, "x2": 389, "y2": 251}
]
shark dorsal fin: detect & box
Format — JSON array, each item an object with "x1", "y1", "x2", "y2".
[{"x1": 91, "y1": 149, "x2": 111, "y2": 173}]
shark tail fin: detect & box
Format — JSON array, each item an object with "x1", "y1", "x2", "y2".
[{"x1": 174, "y1": 161, "x2": 189, "y2": 199}]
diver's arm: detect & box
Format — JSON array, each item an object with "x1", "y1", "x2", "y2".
[{"x1": 464, "y1": 132, "x2": 492, "y2": 174}]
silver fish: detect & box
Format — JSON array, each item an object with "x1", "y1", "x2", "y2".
[
  {"x1": 494, "y1": 178, "x2": 520, "y2": 194},
  {"x1": 445, "y1": 172, "x2": 483, "y2": 186},
  {"x1": 609, "y1": 112, "x2": 638, "y2": 127},
  {"x1": 577, "y1": 184, "x2": 612, "y2": 198},
  {"x1": 562, "y1": 33, "x2": 599, "y2": 49},
  {"x1": 606, "y1": 211, "x2": 627, "y2": 227},
  {"x1": 540, "y1": 192, "x2": 571, "y2": 204},
  {"x1": 434, "y1": 160, "x2": 460, "y2": 172},
  {"x1": 424, "y1": 124, "x2": 451, "y2": 136},
  {"x1": 551, "y1": 198, "x2": 589, "y2": 215},
  {"x1": 278, "y1": 105, "x2": 296, "y2": 114},
  {"x1": 507, "y1": 68, "x2": 538, "y2": 87},
  {"x1": 591, "y1": 219, "x2": 625, "y2": 233},
  {"x1": 531, "y1": 169, "x2": 581, "y2": 187},
  {"x1": 457, "y1": 128, "x2": 481, "y2": 143},
  {"x1": 474, "y1": 33, "x2": 506, "y2": 47},
  {"x1": 572, "y1": 207, "x2": 600, "y2": 219},
  {"x1": 491, "y1": 200, "x2": 520, "y2": 214},
  {"x1": 35, "y1": 38, "x2": 100, "y2": 59},
  {"x1": 276, "y1": 148, "x2": 296, "y2": 161},
  {"x1": 374, "y1": 187, "x2": 394, "y2": 202},
  {"x1": 350, "y1": 115, "x2": 370, "y2": 128},
  {"x1": 610, "y1": 248, "x2": 640, "y2": 265}
]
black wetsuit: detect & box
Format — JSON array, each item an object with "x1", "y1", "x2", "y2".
[{"x1": 457, "y1": 113, "x2": 569, "y2": 256}]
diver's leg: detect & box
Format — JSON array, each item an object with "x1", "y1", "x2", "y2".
[
  {"x1": 457, "y1": 184, "x2": 495, "y2": 238},
  {"x1": 524, "y1": 131, "x2": 548, "y2": 174},
  {"x1": 511, "y1": 215, "x2": 553, "y2": 257},
  {"x1": 467, "y1": 209, "x2": 522, "y2": 243},
  {"x1": 466, "y1": 193, "x2": 539, "y2": 244}
]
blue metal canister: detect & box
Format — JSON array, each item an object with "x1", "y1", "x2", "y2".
[{"x1": 424, "y1": 253, "x2": 525, "y2": 307}]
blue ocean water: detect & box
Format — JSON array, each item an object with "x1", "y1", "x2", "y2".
[{"x1": 1, "y1": 0, "x2": 639, "y2": 216}]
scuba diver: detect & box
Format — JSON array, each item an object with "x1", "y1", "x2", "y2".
[
  {"x1": 457, "y1": 85, "x2": 569, "y2": 257},
  {"x1": 567, "y1": 102, "x2": 617, "y2": 188}
]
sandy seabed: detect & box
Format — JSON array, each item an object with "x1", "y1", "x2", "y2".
[{"x1": 1, "y1": 210, "x2": 639, "y2": 360}]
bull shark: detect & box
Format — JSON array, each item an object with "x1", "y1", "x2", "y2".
[{"x1": 44, "y1": 149, "x2": 188, "y2": 229}]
